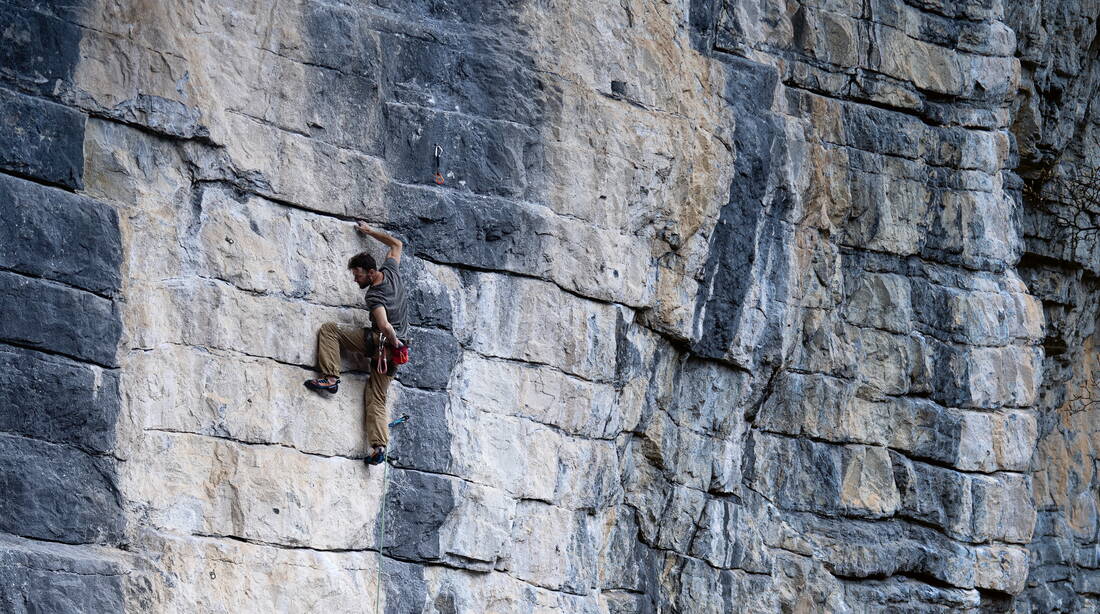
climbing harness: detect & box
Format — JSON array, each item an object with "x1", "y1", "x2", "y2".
[
  {"x1": 432, "y1": 144, "x2": 445, "y2": 184},
  {"x1": 374, "y1": 414, "x2": 410, "y2": 614}
]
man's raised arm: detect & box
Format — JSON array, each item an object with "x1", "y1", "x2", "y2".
[{"x1": 356, "y1": 221, "x2": 403, "y2": 263}]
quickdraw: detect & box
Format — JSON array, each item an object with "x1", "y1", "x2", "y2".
[
  {"x1": 432, "y1": 144, "x2": 445, "y2": 184},
  {"x1": 376, "y1": 333, "x2": 389, "y2": 374}
]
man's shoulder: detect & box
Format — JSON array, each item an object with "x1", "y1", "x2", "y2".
[{"x1": 382, "y1": 258, "x2": 404, "y2": 284}]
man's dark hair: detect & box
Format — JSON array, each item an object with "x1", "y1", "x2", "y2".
[{"x1": 348, "y1": 252, "x2": 377, "y2": 271}]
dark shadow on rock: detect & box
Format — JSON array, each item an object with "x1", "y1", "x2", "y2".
[
  {"x1": 381, "y1": 468, "x2": 454, "y2": 562},
  {"x1": 691, "y1": 55, "x2": 791, "y2": 371},
  {"x1": 388, "y1": 388, "x2": 453, "y2": 476}
]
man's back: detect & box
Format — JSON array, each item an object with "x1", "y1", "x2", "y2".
[{"x1": 364, "y1": 257, "x2": 409, "y2": 340}]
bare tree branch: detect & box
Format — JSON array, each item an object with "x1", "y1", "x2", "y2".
[{"x1": 1024, "y1": 162, "x2": 1100, "y2": 255}]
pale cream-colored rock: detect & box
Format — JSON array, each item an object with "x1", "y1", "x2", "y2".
[
  {"x1": 420, "y1": 564, "x2": 603, "y2": 613},
  {"x1": 219, "y1": 112, "x2": 389, "y2": 219},
  {"x1": 456, "y1": 353, "x2": 621, "y2": 438},
  {"x1": 955, "y1": 411, "x2": 1001, "y2": 473},
  {"x1": 970, "y1": 473, "x2": 1036, "y2": 545},
  {"x1": 848, "y1": 325, "x2": 933, "y2": 396},
  {"x1": 448, "y1": 395, "x2": 620, "y2": 509},
  {"x1": 521, "y1": 0, "x2": 734, "y2": 337},
  {"x1": 498, "y1": 500, "x2": 597, "y2": 594},
  {"x1": 125, "y1": 278, "x2": 358, "y2": 366},
  {"x1": 138, "y1": 531, "x2": 609, "y2": 613},
  {"x1": 962, "y1": 345, "x2": 1043, "y2": 409},
  {"x1": 871, "y1": 25, "x2": 967, "y2": 95},
  {"x1": 129, "y1": 533, "x2": 385, "y2": 614},
  {"x1": 649, "y1": 253, "x2": 704, "y2": 341},
  {"x1": 123, "y1": 343, "x2": 376, "y2": 458},
  {"x1": 72, "y1": 29, "x2": 195, "y2": 111},
  {"x1": 447, "y1": 405, "x2": 553, "y2": 501},
  {"x1": 81, "y1": 119, "x2": 195, "y2": 280},
  {"x1": 840, "y1": 445, "x2": 901, "y2": 518},
  {"x1": 949, "y1": 129, "x2": 1012, "y2": 173},
  {"x1": 128, "y1": 431, "x2": 383, "y2": 550},
  {"x1": 974, "y1": 545, "x2": 1030, "y2": 593},
  {"x1": 195, "y1": 186, "x2": 366, "y2": 307},
  {"x1": 464, "y1": 272, "x2": 624, "y2": 381},
  {"x1": 934, "y1": 284, "x2": 1044, "y2": 345},
  {"x1": 539, "y1": 206, "x2": 655, "y2": 307},
  {"x1": 436, "y1": 480, "x2": 516, "y2": 569},
  {"x1": 992, "y1": 410, "x2": 1040, "y2": 472}
]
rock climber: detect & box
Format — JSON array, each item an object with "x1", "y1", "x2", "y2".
[{"x1": 304, "y1": 221, "x2": 410, "y2": 466}]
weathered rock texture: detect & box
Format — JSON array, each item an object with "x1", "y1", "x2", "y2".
[
  {"x1": 1008, "y1": 1, "x2": 1100, "y2": 612},
  {"x1": 1, "y1": 0, "x2": 1098, "y2": 611}
]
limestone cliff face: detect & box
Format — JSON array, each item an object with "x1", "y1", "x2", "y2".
[
  {"x1": 1008, "y1": 1, "x2": 1100, "y2": 612},
  {"x1": 1, "y1": 0, "x2": 1098, "y2": 612}
]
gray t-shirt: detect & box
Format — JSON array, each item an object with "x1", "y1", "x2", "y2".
[{"x1": 364, "y1": 257, "x2": 410, "y2": 340}]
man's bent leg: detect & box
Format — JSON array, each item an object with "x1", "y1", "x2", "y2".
[
  {"x1": 316, "y1": 322, "x2": 367, "y2": 376},
  {"x1": 365, "y1": 370, "x2": 394, "y2": 449}
]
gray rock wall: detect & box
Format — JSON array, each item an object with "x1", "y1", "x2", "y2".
[
  {"x1": 0, "y1": 0, "x2": 1098, "y2": 612},
  {"x1": 1007, "y1": 1, "x2": 1100, "y2": 611},
  {"x1": 0, "y1": 1, "x2": 127, "y2": 611}
]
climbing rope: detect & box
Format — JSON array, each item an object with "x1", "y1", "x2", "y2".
[
  {"x1": 374, "y1": 461, "x2": 389, "y2": 614},
  {"x1": 374, "y1": 414, "x2": 409, "y2": 614}
]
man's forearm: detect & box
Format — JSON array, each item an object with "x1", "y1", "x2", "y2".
[
  {"x1": 364, "y1": 226, "x2": 401, "y2": 249},
  {"x1": 381, "y1": 323, "x2": 401, "y2": 347}
]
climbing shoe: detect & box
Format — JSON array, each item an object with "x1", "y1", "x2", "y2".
[
  {"x1": 365, "y1": 446, "x2": 386, "y2": 465},
  {"x1": 304, "y1": 377, "x2": 340, "y2": 394}
]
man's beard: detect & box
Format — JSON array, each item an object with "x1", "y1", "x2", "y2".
[{"x1": 357, "y1": 280, "x2": 369, "y2": 288}]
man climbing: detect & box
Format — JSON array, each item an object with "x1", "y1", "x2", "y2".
[{"x1": 304, "y1": 221, "x2": 410, "y2": 466}]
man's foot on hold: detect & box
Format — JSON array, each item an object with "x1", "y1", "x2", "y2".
[
  {"x1": 365, "y1": 446, "x2": 386, "y2": 465},
  {"x1": 304, "y1": 377, "x2": 339, "y2": 394}
]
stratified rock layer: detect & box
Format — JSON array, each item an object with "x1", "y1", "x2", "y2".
[
  {"x1": 0, "y1": 0, "x2": 1098, "y2": 612},
  {"x1": 1007, "y1": 1, "x2": 1100, "y2": 611},
  {"x1": 0, "y1": 2, "x2": 127, "y2": 610}
]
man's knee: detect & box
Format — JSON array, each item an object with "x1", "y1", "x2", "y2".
[{"x1": 319, "y1": 322, "x2": 340, "y2": 337}]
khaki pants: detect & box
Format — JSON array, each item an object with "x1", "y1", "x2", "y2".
[{"x1": 315, "y1": 322, "x2": 392, "y2": 448}]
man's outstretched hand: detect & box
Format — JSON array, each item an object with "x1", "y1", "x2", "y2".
[{"x1": 356, "y1": 220, "x2": 403, "y2": 262}]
